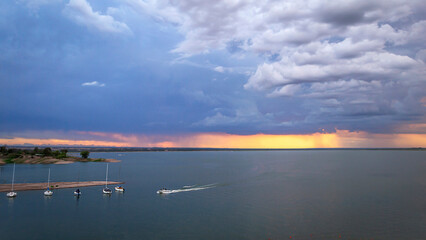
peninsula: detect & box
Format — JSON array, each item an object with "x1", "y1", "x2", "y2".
[{"x1": 0, "y1": 146, "x2": 119, "y2": 165}]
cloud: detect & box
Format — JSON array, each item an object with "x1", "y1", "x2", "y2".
[
  {"x1": 129, "y1": 0, "x2": 425, "y2": 132},
  {"x1": 81, "y1": 81, "x2": 105, "y2": 87},
  {"x1": 245, "y1": 49, "x2": 417, "y2": 91},
  {"x1": 131, "y1": 0, "x2": 423, "y2": 54},
  {"x1": 2, "y1": 0, "x2": 426, "y2": 137},
  {"x1": 214, "y1": 66, "x2": 225, "y2": 73},
  {"x1": 133, "y1": 1, "x2": 426, "y2": 131},
  {"x1": 64, "y1": 0, "x2": 131, "y2": 34}
]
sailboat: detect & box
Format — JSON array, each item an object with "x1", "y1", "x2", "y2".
[
  {"x1": 115, "y1": 165, "x2": 125, "y2": 192},
  {"x1": 102, "y1": 163, "x2": 112, "y2": 194},
  {"x1": 44, "y1": 168, "x2": 53, "y2": 196},
  {"x1": 74, "y1": 188, "x2": 81, "y2": 196},
  {"x1": 74, "y1": 172, "x2": 81, "y2": 196},
  {"x1": 6, "y1": 163, "x2": 17, "y2": 198}
]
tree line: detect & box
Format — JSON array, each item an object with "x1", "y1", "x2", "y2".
[{"x1": 1, "y1": 146, "x2": 90, "y2": 159}]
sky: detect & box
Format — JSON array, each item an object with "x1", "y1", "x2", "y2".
[{"x1": 0, "y1": 0, "x2": 425, "y2": 148}]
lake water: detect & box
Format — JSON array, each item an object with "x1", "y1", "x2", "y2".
[{"x1": 0, "y1": 150, "x2": 425, "y2": 239}]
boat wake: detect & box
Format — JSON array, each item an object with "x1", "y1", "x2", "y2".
[{"x1": 160, "y1": 183, "x2": 217, "y2": 194}]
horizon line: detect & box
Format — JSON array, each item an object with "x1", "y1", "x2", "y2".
[{"x1": 3, "y1": 145, "x2": 425, "y2": 151}]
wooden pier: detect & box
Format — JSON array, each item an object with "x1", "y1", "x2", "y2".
[{"x1": 0, "y1": 181, "x2": 124, "y2": 192}]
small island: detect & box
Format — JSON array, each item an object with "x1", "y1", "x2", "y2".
[{"x1": 0, "y1": 146, "x2": 119, "y2": 165}]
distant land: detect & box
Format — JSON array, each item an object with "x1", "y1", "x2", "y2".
[
  {"x1": 0, "y1": 146, "x2": 119, "y2": 165},
  {"x1": 4, "y1": 146, "x2": 425, "y2": 152}
]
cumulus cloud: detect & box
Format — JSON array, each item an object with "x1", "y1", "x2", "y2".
[
  {"x1": 129, "y1": 0, "x2": 423, "y2": 53},
  {"x1": 245, "y1": 50, "x2": 417, "y2": 91},
  {"x1": 81, "y1": 81, "x2": 105, "y2": 87},
  {"x1": 131, "y1": 0, "x2": 426, "y2": 133},
  {"x1": 64, "y1": 0, "x2": 131, "y2": 34}
]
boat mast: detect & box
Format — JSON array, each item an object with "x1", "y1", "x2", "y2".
[
  {"x1": 11, "y1": 163, "x2": 15, "y2": 192},
  {"x1": 47, "y1": 168, "x2": 50, "y2": 189},
  {"x1": 105, "y1": 163, "x2": 109, "y2": 188},
  {"x1": 118, "y1": 165, "x2": 121, "y2": 182}
]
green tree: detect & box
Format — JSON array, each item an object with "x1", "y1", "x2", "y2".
[
  {"x1": 55, "y1": 149, "x2": 68, "y2": 159},
  {"x1": 53, "y1": 150, "x2": 60, "y2": 157},
  {"x1": 0, "y1": 145, "x2": 7, "y2": 154},
  {"x1": 8, "y1": 148, "x2": 17, "y2": 154},
  {"x1": 43, "y1": 147, "x2": 52, "y2": 156},
  {"x1": 80, "y1": 151, "x2": 90, "y2": 159},
  {"x1": 33, "y1": 147, "x2": 39, "y2": 155}
]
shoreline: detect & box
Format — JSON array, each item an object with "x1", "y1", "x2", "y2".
[
  {"x1": 53, "y1": 158, "x2": 120, "y2": 164},
  {"x1": 0, "y1": 147, "x2": 121, "y2": 165},
  {"x1": 0, "y1": 181, "x2": 124, "y2": 192},
  {"x1": 0, "y1": 156, "x2": 120, "y2": 165}
]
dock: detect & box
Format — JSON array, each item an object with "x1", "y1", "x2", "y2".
[{"x1": 0, "y1": 181, "x2": 124, "y2": 192}]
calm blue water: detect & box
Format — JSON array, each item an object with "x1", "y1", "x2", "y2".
[{"x1": 0, "y1": 151, "x2": 425, "y2": 239}]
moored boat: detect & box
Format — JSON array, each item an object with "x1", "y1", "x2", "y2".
[
  {"x1": 44, "y1": 188, "x2": 53, "y2": 196},
  {"x1": 103, "y1": 164, "x2": 112, "y2": 194},
  {"x1": 114, "y1": 165, "x2": 125, "y2": 192},
  {"x1": 74, "y1": 188, "x2": 81, "y2": 196},
  {"x1": 43, "y1": 168, "x2": 53, "y2": 196},
  {"x1": 6, "y1": 163, "x2": 17, "y2": 198},
  {"x1": 103, "y1": 187, "x2": 112, "y2": 194},
  {"x1": 74, "y1": 171, "x2": 81, "y2": 196}
]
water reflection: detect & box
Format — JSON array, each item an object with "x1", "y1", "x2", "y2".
[
  {"x1": 8, "y1": 197, "x2": 14, "y2": 207},
  {"x1": 43, "y1": 195, "x2": 52, "y2": 200},
  {"x1": 74, "y1": 194, "x2": 80, "y2": 207}
]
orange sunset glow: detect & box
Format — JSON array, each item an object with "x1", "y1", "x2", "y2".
[{"x1": 1, "y1": 130, "x2": 425, "y2": 148}]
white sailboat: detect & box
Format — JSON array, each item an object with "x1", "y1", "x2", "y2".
[
  {"x1": 74, "y1": 172, "x2": 81, "y2": 196},
  {"x1": 103, "y1": 163, "x2": 112, "y2": 194},
  {"x1": 44, "y1": 168, "x2": 53, "y2": 196},
  {"x1": 115, "y1": 165, "x2": 124, "y2": 192},
  {"x1": 6, "y1": 163, "x2": 17, "y2": 198}
]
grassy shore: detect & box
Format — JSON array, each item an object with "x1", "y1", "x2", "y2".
[
  {"x1": 0, "y1": 154, "x2": 119, "y2": 165},
  {"x1": 0, "y1": 147, "x2": 119, "y2": 165}
]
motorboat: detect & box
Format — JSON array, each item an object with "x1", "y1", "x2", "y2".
[
  {"x1": 157, "y1": 188, "x2": 173, "y2": 194},
  {"x1": 115, "y1": 186, "x2": 125, "y2": 192},
  {"x1": 43, "y1": 168, "x2": 53, "y2": 196},
  {"x1": 6, "y1": 163, "x2": 17, "y2": 198}
]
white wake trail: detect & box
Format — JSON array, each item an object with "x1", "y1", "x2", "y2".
[{"x1": 169, "y1": 183, "x2": 217, "y2": 194}]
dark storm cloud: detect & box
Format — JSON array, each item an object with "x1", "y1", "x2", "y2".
[{"x1": 1, "y1": 0, "x2": 425, "y2": 138}]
